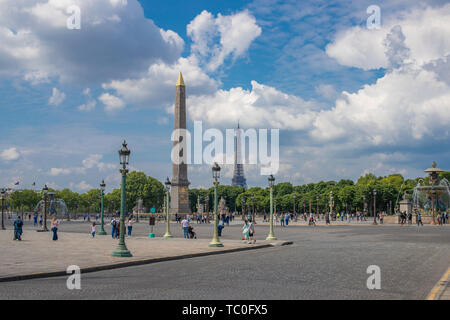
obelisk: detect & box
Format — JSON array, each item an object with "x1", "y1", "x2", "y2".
[{"x1": 170, "y1": 72, "x2": 191, "y2": 217}]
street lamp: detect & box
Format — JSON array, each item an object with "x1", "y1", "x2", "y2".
[
  {"x1": 266, "y1": 174, "x2": 277, "y2": 240},
  {"x1": 209, "y1": 162, "x2": 223, "y2": 247},
  {"x1": 1, "y1": 188, "x2": 5, "y2": 230},
  {"x1": 242, "y1": 196, "x2": 246, "y2": 221},
  {"x1": 43, "y1": 185, "x2": 49, "y2": 231},
  {"x1": 112, "y1": 140, "x2": 132, "y2": 257},
  {"x1": 373, "y1": 188, "x2": 378, "y2": 225},
  {"x1": 316, "y1": 196, "x2": 319, "y2": 218},
  {"x1": 329, "y1": 191, "x2": 334, "y2": 219},
  {"x1": 163, "y1": 177, "x2": 173, "y2": 238},
  {"x1": 252, "y1": 193, "x2": 256, "y2": 224},
  {"x1": 98, "y1": 180, "x2": 107, "y2": 235},
  {"x1": 293, "y1": 193, "x2": 297, "y2": 222}
]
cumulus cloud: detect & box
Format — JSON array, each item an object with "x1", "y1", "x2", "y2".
[
  {"x1": 325, "y1": 4, "x2": 450, "y2": 70},
  {"x1": 48, "y1": 87, "x2": 66, "y2": 106},
  {"x1": 77, "y1": 88, "x2": 96, "y2": 111},
  {"x1": 99, "y1": 93, "x2": 125, "y2": 112},
  {"x1": 101, "y1": 56, "x2": 218, "y2": 108},
  {"x1": 187, "y1": 10, "x2": 261, "y2": 71},
  {"x1": 188, "y1": 80, "x2": 321, "y2": 129},
  {"x1": 311, "y1": 66, "x2": 450, "y2": 145},
  {"x1": 0, "y1": 0, "x2": 184, "y2": 84},
  {"x1": 0, "y1": 147, "x2": 20, "y2": 161}
]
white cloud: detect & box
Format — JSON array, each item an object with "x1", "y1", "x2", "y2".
[
  {"x1": 73, "y1": 180, "x2": 92, "y2": 191},
  {"x1": 48, "y1": 87, "x2": 66, "y2": 106},
  {"x1": 326, "y1": 4, "x2": 450, "y2": 70},
  {"x1": 187, "y1": 10, "x2": 261, "y2": 71},
  {"x1": 0, "y1": 0, "x2": 183, "y2": 83},
  {"x1": 188, "y1": 80, "x2": 321, "y2": 129},
  {"x1": 101, "y1": 56, "x2": 218, "y2": 108},
  {"x1": 77, "y1": 99, "x2": 96, "y2": 111},
  {"x1": 49, "y1": 167, "x2": 72, "y2": 176},
  {"x1": 311, "y1": 63, "x2": 450, "y2": 145},
  {"x1": 315, "y1": 84, "x2": 338, "y2": 100},
  {"x1": 99, "y1": 93, "x2": 125, "y2": 112},
  {"x1": 82, "y1": 154, "x2": 116, "y2": 171},
  {"x1": 0, "y1": 147, "x2": 20, "y2": 161}
]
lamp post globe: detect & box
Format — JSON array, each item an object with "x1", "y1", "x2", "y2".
[
  {"x1": 98, "y1": 180, "x2": 107, "y2": 235},
  {"x1": 163, "y1": 177, "x2": 173, "y2": 238},
  {"x1": 112, "y1": 140, "x2": 132, "y2": 257},
  {"x1": 266, "y1": 174, "x2": 277, "y2": 240},
  {"x1": 209, "y1": 162, "x2": 223, "y2": 247}
]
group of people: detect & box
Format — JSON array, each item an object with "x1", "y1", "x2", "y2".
[
  {"x1": 279, "y1": 212, "x2": 292, "y2": 226},
  {"x1": 13, "y1": 215, "x2": 60, "y2": 241},
  {"x1": 109, "y1": 217, "x2": 134, "y2": 238},
  {"x1": 181, "y1": 217, "x2": 197, "y2": 239}
]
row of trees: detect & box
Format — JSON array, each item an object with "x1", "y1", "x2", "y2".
[
  {"x1": 3, "y1": 171, "x2": 164, "y2": 215},
  {"x1": 190, "y1": 172, "x2": 450, "y2": 216},
  {"x1": 3, "y1": 171, "x2": 449, "y2": 216}
]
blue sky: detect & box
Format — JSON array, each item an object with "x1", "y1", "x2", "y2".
[{"x1": 0, "y1": 0, "x2": 449, "y2": 192}]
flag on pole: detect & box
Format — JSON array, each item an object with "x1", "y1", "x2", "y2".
[
  {"x1": 32, "y1": 182, "x2": 36, "y2": 186},
  {"x1": 14, "y1": 181, "x2": 19, "y2": 185}
]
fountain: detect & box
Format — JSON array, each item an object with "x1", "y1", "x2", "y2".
[
  {"x1": 413, "y1": 162, "x2": 449, "y2": 225},
  {"x1": 34, "y1": 192, "x2": 69, "y2": 219}
]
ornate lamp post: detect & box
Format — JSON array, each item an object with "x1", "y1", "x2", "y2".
[
  {"x1": 98, "y1": 180, "x2": 107, "y2": 235},
  {"x1": 209, "y1": 162, "x2": 223, "y2": 247},
  {"x1": 316, "y1": 196, "x2": 319, "y2": 219},
  {"x1": 329, "y1": 191, "x2": 334, "y2": 219},
  {"x1": 266, "y1": 174, "x2": 277, "y2": 240},
  {"x1": 293, "y1": 193, "x2": 297, "y2": 221},
  {"x1": 112, "y1": 140, "x2": 132, "y2": 257},
  {"x1": 43, "y1": 185, "x2": 49, "y2": 231},
  {"x1": 136, "y1": 199, "x2": 139, "y2": 223},
  {"x1": 242, "y1": 196, "x2": 246, "y2": 221},
  {"x1": 252, "y1": 193, "x2": 256, "y2": 224},
  {"x1": 363, "y1": 195, "x2": 367, "y2": 218},
  {"x1": 1, "y1": 188, "x2": 5, "y2": 230},
  {"x1": 163, "y1": 177, "x2": 173, "y2": 238},
  {"x1": 373, "y1": 188, "x2": 378, "y2": 225}
]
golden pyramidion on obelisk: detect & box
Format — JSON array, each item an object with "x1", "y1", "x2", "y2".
[{"x1": 176, "y1": 72, "x2": 185, "y2": 86}]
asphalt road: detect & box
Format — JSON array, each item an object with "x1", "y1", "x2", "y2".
[{"x1": 1, "y1": 219, "x2": 449, "y2": 300}]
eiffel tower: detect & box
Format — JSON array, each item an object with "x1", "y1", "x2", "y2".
[{"x1": 232, "y1": 122, "x2": 247, "y2": 188}]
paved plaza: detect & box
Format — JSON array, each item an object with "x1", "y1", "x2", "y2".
[{"x1": 0, "y1": 219, "x2": 448, "y2": 300}]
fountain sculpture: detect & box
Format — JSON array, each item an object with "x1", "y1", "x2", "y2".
[{"x1": 413, "y1": 162, "x2": 449, "y2": 225}]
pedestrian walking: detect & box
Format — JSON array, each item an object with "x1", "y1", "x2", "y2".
[
  {"x1": 13, "y1": 215, "x2": 23, "y2": 240},
  {"x1": 116, "y1": 220, "x2": 120, "y2": 238},
  {"x1": 39, "y1": 215, "x2": 43, "y2": 226},
  {"x1": 50, "y1": 217, "x2": 59, "y2": 241},
  {"x1": 91, "y1": 222, "x2": 96, "y2": 237},
  {"x1": 111, "y1": 218, "x2": 117, "y2": 238},
  {"x1": 242, "y1": 220, "x2": 250, "y2": 241},
  {"x1": 417, "y1": 213, "x2": 423, "y2": 226},
  {"x1": 248, "y1": 218, "x2": 255, "y2": 244},
  {"x1": 325, "y1": 213, "x2": 330, "y2": 225},
  {"x1": 33, "y1": 214, "x2": 38, "y2": 227},
  {"x1": 218, "y1": 223, "x2": 224, "y2": 237},
  {"x1": 127, "y1": 218, "x2": 133, "y2": 236},
  {"x1": 181, "y1": 217, "x2": 190, "y2": 239},
  {"x1": 280, "y1": 213, "x2": 285, "y2": 226}
]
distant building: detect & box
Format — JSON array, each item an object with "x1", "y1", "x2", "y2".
[{"x1": 232, "y1": 122, "x2": 247, "y2": 188}]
